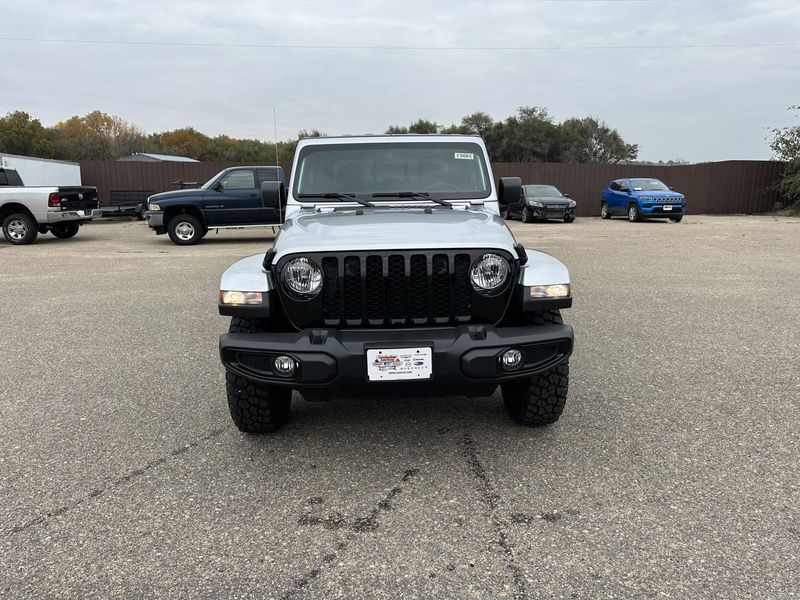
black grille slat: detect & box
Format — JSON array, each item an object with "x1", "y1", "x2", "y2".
[
  {"x1": 366, "y1": 256, "x2": 385, "y2": 322},
  {"x1": 431, "y1": 254, "x2": 450, "y2": 321},
  {"x1": 453, "y1": 254, "x2": 471, "y2": 318},
  {"x1": 387, "y1": 255, "x2": 407, "y2": 322},
  {"x1": 409, "y1": 255, "x2": 428, "y2": 321},
  {"x1": 322, "y1": 257, "x2": 340, "y2": 321},
  {"x1": 344, "y1": 256, "x2": 362, "y2": 322}
]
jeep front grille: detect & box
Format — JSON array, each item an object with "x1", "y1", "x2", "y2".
[
  {"x1": 319, "y1": 252, "x2": 472, "y2": 326},
  {"x1": 276, "y1": 249, "x2": 516, "y2": 329}
]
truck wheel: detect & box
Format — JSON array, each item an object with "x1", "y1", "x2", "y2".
[
  {"x1": 225, "y1": 371, "x2": 291, "y2": 433},
  {"x1": 670, "y1": 216, "x2": 683, "y2": 223},
  {"x1": 2, "y1": 213, "x2": 38, "y2": 245},
  {"x1": 600, "y1": 202, "x2": 610, "y2": 219},
  {"x1": 225, "y1": 316, "x2": 291, "y2": 433},
  {"x1": 627, "y1": 203, "x2": 640, "y2": 222},
  {"x1": 167, "y1": 214, "x2": 203, "y2": 245},
  {"x1": 51, "y1": 222, "x2": 80, "y2": 239},
  {"x1": 501, "y1": 363, "x2": 569, "y2": 426},
  {"x1": 501, "y1": 308, "x2": 569, "y2": 426}
]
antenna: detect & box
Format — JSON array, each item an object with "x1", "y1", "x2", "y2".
[{"x1": 273, "y1": 107, "x2": 279, "y2": 167}]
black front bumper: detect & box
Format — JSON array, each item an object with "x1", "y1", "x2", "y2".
[{"x1": 219, "y1": 324, "x2": 573, "y2": 393}]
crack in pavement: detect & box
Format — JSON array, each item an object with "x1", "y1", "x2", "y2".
[
  {"x1": 6, "y1": 426, "x2": 226, "y2": 537},
  {"x1": 281, "y1": 467, "x2": 419, "y2": 600},
  {"x1": 462, "y1": 431, "x2": 527, "y2": 600}
]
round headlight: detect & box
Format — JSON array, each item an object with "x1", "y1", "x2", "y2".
[
  {"x1": 470, "y1": 253, "x2": 509, "y2": 294},
  {"x1": 283, "y1": 257, "x2": 323, "y2": 296}
]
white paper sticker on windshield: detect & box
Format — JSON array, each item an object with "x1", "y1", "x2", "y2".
[{"x1": 454, "y1": 152, "x2": 474, "y2": 160}]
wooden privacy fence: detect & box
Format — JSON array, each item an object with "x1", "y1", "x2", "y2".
[{"x1": 81, "y1": 159, "x2": 785, "y2": 217}]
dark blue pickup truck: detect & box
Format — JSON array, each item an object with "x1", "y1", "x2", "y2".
[{"x1": 145, "y1": 166, "x2": 286, "y2": 244}]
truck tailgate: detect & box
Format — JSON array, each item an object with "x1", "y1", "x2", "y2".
[{"x1": 57, "y1": 186, "x2": 99, "y2": 212}]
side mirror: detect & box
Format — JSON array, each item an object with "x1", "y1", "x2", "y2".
[
  {"x1": 564, "y1": 193, "x2": 571, "y2": 198},
  {"x1": 261, "y1": 181, "x2": 286, "y2": 210},
  {"x1": 497, "y1": 177, "x2": 522, "y2": 206},
  {"x1": 669, "y1": 186, "x2": 676, "y2": 191},
  {"x1": 214, "y1": 181, "x2": 224, "y2": 191}
]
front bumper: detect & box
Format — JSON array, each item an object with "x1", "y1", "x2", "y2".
[
  {"x1": 530, "y1": 205, "x2": 574, "y2": 220},
  {"x1": 145, "y1": 211, "x2": 165, "y2": 233},
  {"x1": 641, "y1": 204, "x2": 685, "y2": 216},
  {"x1": 219, "y1": 323, "x2": 573, "y2": 391},
  {"x1": 45, "y1": 208, "x2": 102, "y2": 223}
]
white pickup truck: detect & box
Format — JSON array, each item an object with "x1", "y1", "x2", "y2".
[{"x1": 0, "y1": 167, "x2": 101, "y2": 245}]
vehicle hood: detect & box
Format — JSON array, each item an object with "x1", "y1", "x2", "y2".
[
  {"x1": 149, "y1": 189, "x2": 203, "y2": 202},
  {"x1": 273, "y1": 208, "x2": 518, "y2": 260},
  {"x1": 528, "y1": 196, "x2": 573, "y2": 205}
]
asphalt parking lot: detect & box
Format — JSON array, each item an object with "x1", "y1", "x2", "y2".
[{"x1": 1, "y1": 214, "x2": 799, "y2": 598}]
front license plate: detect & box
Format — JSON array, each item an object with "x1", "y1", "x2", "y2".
[
  {"x1": 367, "y1": 347, "x2": 432, "y2": 381},
  {"x1": 663, "y1": 205, "x2": 673, "y2": 211}
]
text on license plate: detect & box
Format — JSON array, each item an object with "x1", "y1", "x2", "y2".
[
  {"x1": 367, "y1": 347, "x2": 432, "y2": 381},
  {"x1": 663, "y1": 205, "x2": 673, "y2": 210}
]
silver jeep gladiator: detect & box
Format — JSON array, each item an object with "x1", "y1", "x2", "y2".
[{"x1": 217, "y1": 135, "x2": 574, "y2": 432}]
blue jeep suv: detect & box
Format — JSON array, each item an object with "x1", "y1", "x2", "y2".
[{"x1": 601, "y1": 178, "x2": 686, "y2": 222}]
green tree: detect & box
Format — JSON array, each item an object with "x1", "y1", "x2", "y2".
[
  {"x1": 557, "y1": 117, "x2": 638, "y2": 163},
  {"x1": 0, "y1": 111, "x2": 54, "y2": 157},
  {"x1": 442, "y1": 112, "x2": 495, "y2": 136},
  {"x1": 770, "y1": 105, "x2": 800, "y2": 204},
  {"x1": 157, "y1": 127, "x2": 211, "y2": 160},
  {"x1": 407, "y1": 119, "x2": 439, "y2": 134},
  {"x1": 485, "y1": 106, "x2": 558, "y2": 162},
  {"x1": 52, "y1": 111, "x2": 148, "y2": 160}
]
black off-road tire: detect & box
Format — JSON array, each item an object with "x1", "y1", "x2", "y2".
[
  {"x1": 670, "y1": 215, "x2": 683, "y2": 223},
  {"x1": 51, "y1": 222, "x2": 80, "y2": 239},
  {"x1": 167, "y1": 213, "x2": 203, "y2": 245},
  {"x1": 600, "y1": 202, "x2": 611, "y2": 219},
  {"x1": 2, "y1": 213, "x2": 38, "y2": 245},
  {"x1": 501, "y1": 309, "x2": 569, "y2": 426},
  {"x1": 225, "y1": 371, "x2": 291, "y2": 433},
  {"x1": 225, "y1": 316, "x2": 292, "y2": 433}
]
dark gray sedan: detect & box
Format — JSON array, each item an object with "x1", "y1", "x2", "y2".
[{"x1": 504, "y1": 184, "x2": 576, "y2": 223}]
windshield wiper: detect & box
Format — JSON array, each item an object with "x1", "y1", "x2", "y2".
[
  {"x1": 371, "y1": 191, "x2": 453, "y2": 208},
  {"x1": 297, "y1": 192, "x2": 374, "y2": 207}
]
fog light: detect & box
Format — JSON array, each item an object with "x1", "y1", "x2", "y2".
[
  {"x1": 501, "y1": 349, "x2": 524, "y2": 370},
  {"x1": 273, "y1": 355, "x2": 296, "y2": 376}
]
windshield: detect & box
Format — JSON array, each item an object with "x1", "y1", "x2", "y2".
[
  {"x1": 201, "y1": 169, "x2": 226, "y2": 190},
  {"x1": 525, "y1": 185, "x2": 563, "y2": 198},
  {"x1": 293, "y1": 142, "x2": 491, "y2": 201},
  {"x1": 631, "y1": 179, "x2": 669, "y2": 192}
]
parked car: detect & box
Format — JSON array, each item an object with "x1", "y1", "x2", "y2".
[
  {"x1": 216, "y1": 135, "x2": 574, "y2": 433},
  {"x1": 505, "y1": 184, "x2": 576, "y2": 223},
  {"x1": 0, "y1": 168, "x2": 100, "y2": 245},
  {"x1": 601, "y1": 178, "x2": 686, "y2": 222},
  {"x1": 145, "y1": 166, "x2": 287, "y2": 245}
]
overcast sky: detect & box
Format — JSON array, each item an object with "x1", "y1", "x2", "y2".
[{"x1": 2, "y1": 0, "x2": 799, "y2": 162}]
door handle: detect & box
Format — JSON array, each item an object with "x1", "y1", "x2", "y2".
[{"x1": 249, "y1": 193, "x2": 257, "y2": 197}]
